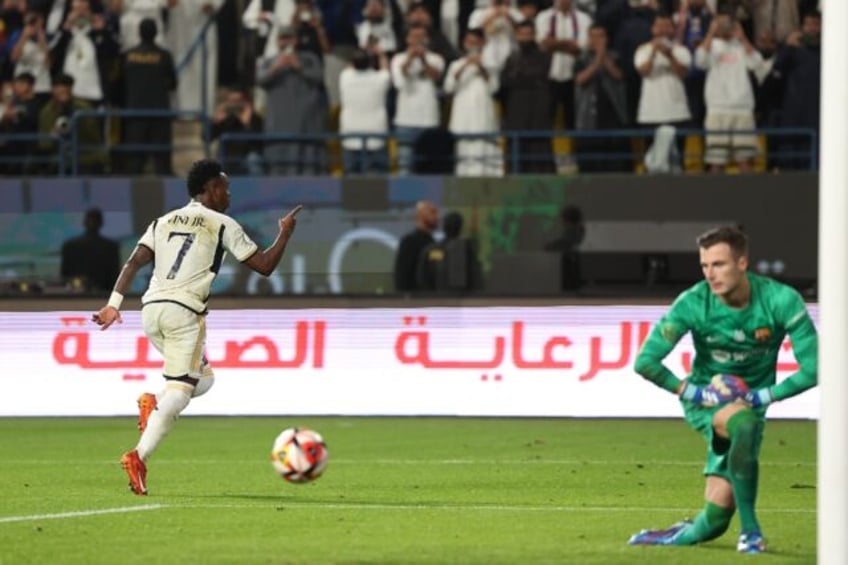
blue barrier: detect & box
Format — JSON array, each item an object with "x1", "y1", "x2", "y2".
[
  {"x1": 7, "y1": 109, "x2": 819, "y2": 176},
  {"x1": 218, "y1": 127, "x2": 819, "y2": 175},
  {"x1": 0, "y1": 132, "x2": 66, "y2": 172},
  {"x1": 67, "y1": 109, "x2": 210, "y2": 176}
]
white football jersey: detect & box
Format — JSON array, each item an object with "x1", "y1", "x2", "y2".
[{"x1": 138, "y1": 200, "x2": 258, "y2": 313}]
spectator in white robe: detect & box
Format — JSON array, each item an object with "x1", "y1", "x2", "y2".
[
  {"x1": 356, "y1": 0, "x2": 397, "y2": 55},
  {"x1": 119, "y1": 0, "x2": 167, "y2": 50},
  {"x1": 9, "y1": 11, "x2": 52, "y2": 99},
  {"x1": 242, "y1": 0, "x2": 295, "y2": 57},
  {"x1": 167, "y1": 0, "x2": 223, "y2": 114},
  {"x1": 444, "y1": 28, "x2": 502, "y2": 177},
  {"x1": 466, "y1": 0, "x2": 522, "y2": 72},
  {"x1": 339, "y1": 47, "x2": 391, "y2": 174}
]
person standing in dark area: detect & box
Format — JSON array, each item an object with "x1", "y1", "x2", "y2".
[
  {"x1": 772, "y1": 11, "x2": 821, "y2": 170},
  {"x1": 612, "y1": 0, "x2": 657, "y2": 126},
  {"x1": 120, "y1": 18, "x2": 176, "y2": 174},
  {"x1": 500, "y1": 20, "x2": 554, "y2": 174},
  {"x1": 393, "y1": 200, "x2": 438, "y2": 292},
  {"x1": 61, "y1": 207, "x2": 120, "y2": 292},
  {"x1": 544, "y1": 205, "x2": 585, "y2": 291},
  {"x1": 416, "y1": 211, "x2": 483, "y2": 293},
  {"x1": 574, "y1": 23, "x2": 630, "y2": 173}
]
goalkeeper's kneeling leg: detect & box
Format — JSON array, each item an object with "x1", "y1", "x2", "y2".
[{"x1": 672, "y1": 501, "x2": 735, "y2": 545}]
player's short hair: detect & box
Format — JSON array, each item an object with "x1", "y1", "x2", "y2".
[
  {"x1": 187, "y1": 159, "x2": 224, "y2": 197},
  {"x1": 697, "y1": 225, "x2": 749, "y2": 258}
]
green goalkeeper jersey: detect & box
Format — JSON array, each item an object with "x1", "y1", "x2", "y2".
[{"x1": 635, "y1": 273, "x2": 818, "y2": 401}]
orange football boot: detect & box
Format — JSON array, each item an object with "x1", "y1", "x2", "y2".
[{"x1": 120, "y1": 450, "x2": 148, "y2": 495}]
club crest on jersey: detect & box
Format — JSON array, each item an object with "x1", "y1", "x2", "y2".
[
  {"x1": 733, "y1": 330, "x2": 746, "y2": 342},
  {"x1": 661, "y1": 323, "x2": 680, "y2": 342},
  {"x1": 754, "y1": 327, "x2": 772, "y2": 342}
]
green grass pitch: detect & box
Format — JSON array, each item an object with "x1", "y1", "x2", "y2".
[{"x1": 0, "y1": 417, "x2": 815, "y2": 564}]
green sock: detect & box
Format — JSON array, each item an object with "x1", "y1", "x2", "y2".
[
  {"x1": 673, "y1": 502, "x2": 735, "y2": 545},
  {"x1": 726, "y1": 409, "x2": 764, "y2": 534}
]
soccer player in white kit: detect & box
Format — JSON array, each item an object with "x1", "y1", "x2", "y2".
[{"x1": 92, "y1": 159, "x2": 302, "y2": 495}]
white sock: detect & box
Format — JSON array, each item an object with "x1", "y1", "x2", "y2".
[{"x1": 136, "y1": 387, "x2": 191, "y2": 461}]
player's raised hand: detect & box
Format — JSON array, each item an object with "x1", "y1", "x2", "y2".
[
  {"x1": 280, "y1": 204, "x2": 303, "y2": 236},
  {"x1": 92, "y1": 305, "x2": 122, "y2": 331}
]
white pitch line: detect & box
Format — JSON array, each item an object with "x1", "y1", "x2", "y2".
[
  {"x1": 0, "y1": 502, "x2": 813, "y2": 524},
  {"x1": 0, "y1": 459, "x2": 816, "y2": 467},
  {"x1": 0, "y1": 504, "x2": 166, "y2": 524},
  {"x1": 173, "y1": 502, "x2": 815, "y2": 514}
]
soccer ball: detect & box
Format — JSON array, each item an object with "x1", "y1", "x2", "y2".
[
  {"x1": 705, "y1": 374, "x2": 750, "y2": 405},
  {"x1": 270, "y1": 427, "x2": 329, "y2": 484}
]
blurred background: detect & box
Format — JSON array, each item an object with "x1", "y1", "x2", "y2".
[{"x1": 0, "y1": 0, "x2": 820, "y2": 300}]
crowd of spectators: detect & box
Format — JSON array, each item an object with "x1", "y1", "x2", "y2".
[{"x1": 0, "y1": 0, "x2": 822, "y2": 176}]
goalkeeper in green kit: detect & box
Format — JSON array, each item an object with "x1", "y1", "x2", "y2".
[{"x1": 628, "y1": 226, "x2": 817, "y2": 554}]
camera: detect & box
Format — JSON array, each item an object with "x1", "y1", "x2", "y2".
[
  {"x1": 225, "y1": 104, "x2": 244, "y2": 116},
  {"x1": 54, "y1": 116, "x2": 70, "y2": 135}
]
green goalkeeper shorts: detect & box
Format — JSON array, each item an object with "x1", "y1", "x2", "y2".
[{"x1": 682, "y1": 400, "x2": 766, "y2": 480}]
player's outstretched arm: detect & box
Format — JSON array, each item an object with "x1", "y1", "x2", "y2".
[
  {"x1": 243, "y1": 205, "x2": 303, "y2": 277},
  {"x1": 92, "y1": 244, "x2": 154, "y2": 331}
]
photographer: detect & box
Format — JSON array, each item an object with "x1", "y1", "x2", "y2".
[
  {"x1": 0, "y1": 72, "x2": 41, "y2": 173},
  {"x1": 291, "y1": 0, "x2": 330, "y2": 62},
  {"x1": 390, "y1": 23, "x2": 444, "y2": 175},
  {"x1": 49, "y1": 0, "x2": 120, "y2": 106},
  {"x1": 257, "y1": 25, "x2": 327, "y2": 175},
  {"x1": 339, "y1": 48, "x2": 391, "y2": 174},
  {"x1": 38, "y1": 73, "x2": 105, "y2": 174},
  {"x1": 211, "y1": 88, "x2": 265, "y2": 175},
  {"x1": 357, "y1": 0, "x2": 399, "y2": 56},
  {"x1": 695, "y1": 12, "x2": 763, "y2": 173},
  {"x1": 467, "y1": 0, "x2": 522, "y2": 72},
  {"x1": 9, "y1": 11, "x2": 52, "y2": 103}
]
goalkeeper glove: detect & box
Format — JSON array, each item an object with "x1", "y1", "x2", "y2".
[
  {"x1": 744, "y1": 388, "x2": 774, "y2": 409},
  {"x1": 680, "y1": 375, "x2": 749, "y2": 407},
  {"x1": 679, "y1": 381, "x2": 721, "y2": 407}
]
